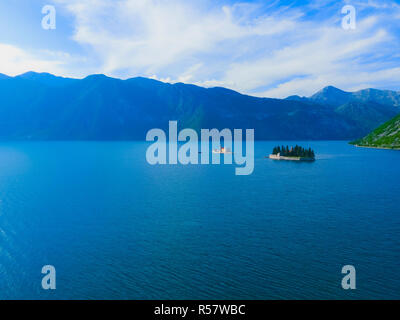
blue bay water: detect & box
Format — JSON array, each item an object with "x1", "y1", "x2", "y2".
[{"x1": 0, "y1": 141, "x2": 399, "y2": 299}]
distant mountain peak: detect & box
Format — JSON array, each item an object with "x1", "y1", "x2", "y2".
[
  {"x1": 317, "y1": 85, "x2": 348, "y2": 95},
  {"x1": 17, "y1": 71, "x2": 55, "y2": 78},
  {"x1": 285, "y1": 95, "x2": 308, "y2": 102},
  {"x1": 16, "y1": 71, "x2": 74, "y2": 82},
  {"x1": 310, "y1": 86, "x2": 352, "y2": 106},
  {"x1": 15, "y1": 71, "x2": 77, "y2": 87},
  {"x1": 83, "y1": 74, "x2": 111, "y2": 80},
  {"x1": 126, "y1": 76, "x2": 165, "y2": 85},
  {"x1": 323, "y1": 85, "x2": 341, "y2": 90}
]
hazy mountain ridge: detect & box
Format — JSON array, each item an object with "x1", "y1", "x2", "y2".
[
  {"x1": 308, "y1": 86, "x2": 400, "y2": 107},
  {"x1": 0, "y1": 72, "x2": 399, "y2": 140}
]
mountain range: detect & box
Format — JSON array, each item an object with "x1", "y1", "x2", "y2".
[{"x1": 0, "y1": 72, "x2": 399, "y2": 140}]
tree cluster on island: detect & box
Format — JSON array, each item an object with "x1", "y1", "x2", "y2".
[{"x1": 272, "y1": 145, "x2": 315, "y2": 158}]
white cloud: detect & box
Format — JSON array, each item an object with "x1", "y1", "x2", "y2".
[
  {"x1": 55, "y1": 0, "x2": 299, "y2": 79},
  {"x1": 4, "y1": 0, "x2": 400, "y2": 98},
  {"x1": 0, "y1": 44, "x2": 61, "y2": 76},
  {"x1": 229, "y1": 21, "x2": 393, "y2": 97},
  {"x1": 53, "y1": 0, "x2": 400, "y2": 97},
  {"x1": 0, "y1": 43, "x2": 88, "y2": 78}
]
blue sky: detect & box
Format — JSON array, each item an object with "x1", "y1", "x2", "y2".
[{"x1": 0, "y1": 0, "x2": 399, "y2": 97}]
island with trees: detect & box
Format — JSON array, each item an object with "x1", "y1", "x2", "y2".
[{"x1": 269, "y1": 145, "x2": 315, "y2": 161}]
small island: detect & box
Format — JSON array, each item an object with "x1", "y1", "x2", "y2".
[{"x1": 269, "y1": 145, "x2": 315, "y2": 161}]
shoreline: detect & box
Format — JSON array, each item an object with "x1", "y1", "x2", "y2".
[
  {"x1": 268, "y1": 154, "x2": 315, "y2": 161},
  {"x1": 352, "y1": 144, "x2": 400, "y2": 151}
]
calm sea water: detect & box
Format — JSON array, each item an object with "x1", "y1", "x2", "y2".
[{"x1": 0, "y1": 141, "x2": 399, "y2": 300}]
